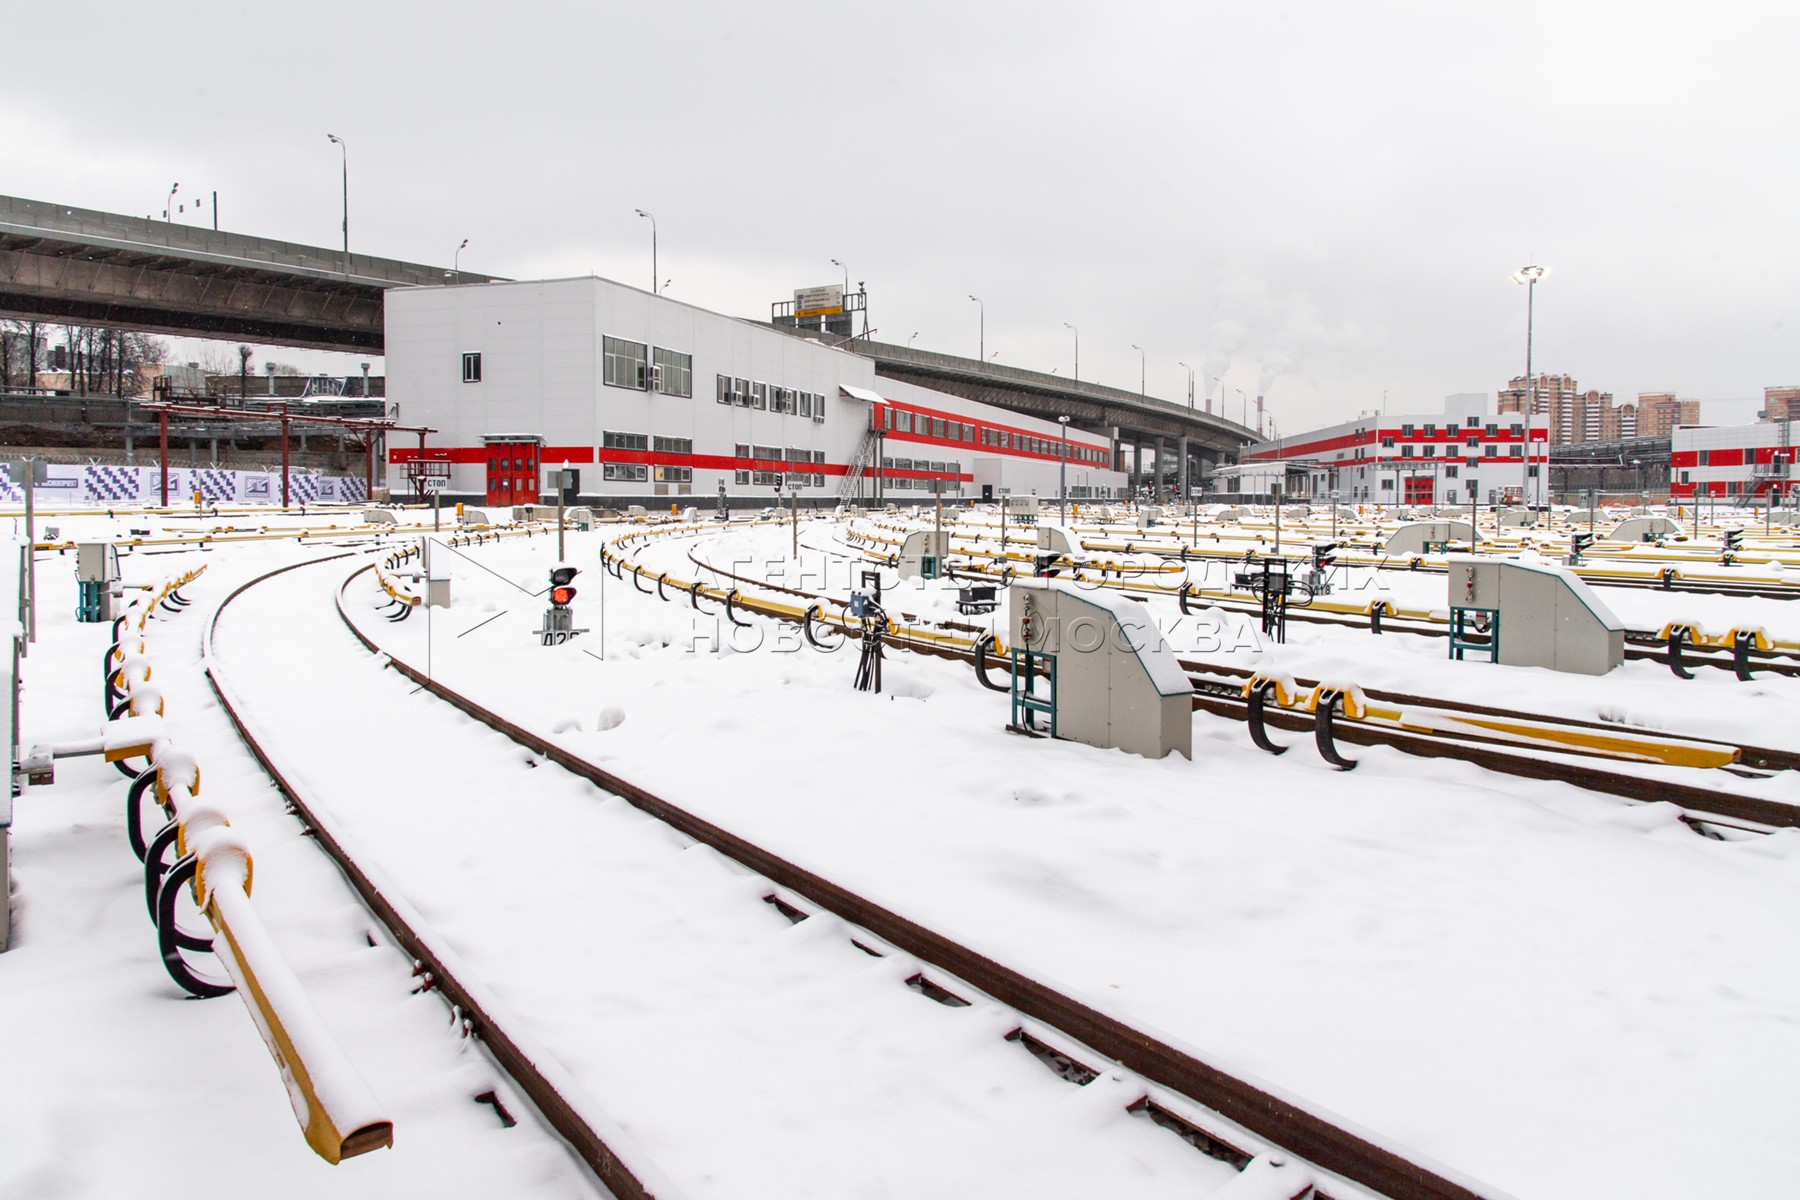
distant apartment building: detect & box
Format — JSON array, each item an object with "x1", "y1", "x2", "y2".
[
  {"x1": 1761, "y1": 386, "x2": 1800, "y2": 423},
  {"x1": 1498, "y1": 372, "x2": 1606, "y2": 444},
  {"x1": 1635, "y1": 392, "x2": 1701, "y2": 438}
]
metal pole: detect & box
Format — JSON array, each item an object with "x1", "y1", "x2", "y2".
[
  {"x1": 23, "y1": 459, "x2": 35, "y2": 644},
  {"x1": 557, "y1": 469, "x2": 566, "y2": 560},
  {"x1": 280, "y1": 405, "x2": 290, "y2": 507},
  {"x1": 1059, "y1": 417, "x2": 1068, "y2": 522}
]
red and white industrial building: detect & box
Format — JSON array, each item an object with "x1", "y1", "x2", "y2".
[
  {"x1": 1232, "y1": 395, "x2": 1551, "y2": 506},
  {"x1": 1670, "y1": 421, "x2": 1796, "y2": 500},
  {"x1": 382, "y1": 276, "x2": 1125, "y2": 507}
]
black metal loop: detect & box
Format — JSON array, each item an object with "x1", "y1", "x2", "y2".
[
  {"x1": 1313, "y1": 690, "x2": 1359, "y2": 770},
  {"x1": 1732, "y1": 632, "x2": 1757, "y2": 682},
  {"x1": 1370, "y1": 602, "x2": 1386, "y2": 635},
  {"x1": 657, "y1": 572, "x2": 670, "y2": 602},
  {"x1": 1666, "y1": 626, "x2": 1695, "y2": 680},
  {"x1": 973, "y1": 634, "x2": 1012, "y2": 693},
  {"x1": 724, "y1": 589, "x2": 751, "y2": 628},
  {"x1": 633, "y1": 566, "x2": 652, "y2": 594},
  {"x1": 156, "y1": 854, "x2": 234, "y2": 999},
  {"x1": 1177, "y1": 583, "x2": 1195, "y2": 616},
  {"x1": 690, "y1": 581, "x2": 709, "y2": 613},
  {"x1": 1245, "y1": 680, "x2": 1288, "y2": 755},
  {"x1": 126, "y1": 766, "x2": 162, "y2": 862},
  {"x1": 803, "y1": 604, "x2": 843, "y2": 650},
  {"x1": 143, "y1": 819, "x2": 183, "y2": 921}
]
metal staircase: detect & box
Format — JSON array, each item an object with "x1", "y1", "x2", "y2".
[{"x1": 838, "y1": 426, "x2": 881, "y2": 502}]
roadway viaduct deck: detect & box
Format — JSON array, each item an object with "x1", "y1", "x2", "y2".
[
  {"x1": 783, "y1": 331, "x2": 1258, "y2": 484},
  {"x1": 0, "y1": 194, "x2": 498, "y2": 353}
]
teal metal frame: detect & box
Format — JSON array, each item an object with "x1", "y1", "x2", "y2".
[
  {"x1": 1010, "y1": 647, "x2": 1057, "y2": 737},
  {"x1": 1448, "y1": 606, "x2": 1500, "y2": 663}
]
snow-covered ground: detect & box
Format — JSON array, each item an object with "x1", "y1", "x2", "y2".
[{"x1": 5, "y1": 506, "x2": 1800, "y2": 1199}]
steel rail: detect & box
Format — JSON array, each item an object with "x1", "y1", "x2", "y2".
[
  {"x1": 201, "y1": 556, "x2": 676, "y2": 1200},
  {"x1": 330, "y1": 559, "x2": 1503, "y2": 1200}
]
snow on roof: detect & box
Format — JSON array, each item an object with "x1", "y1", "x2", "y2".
[
  {"x1": 1022, "y1": 579, "x2": 1193, "y2": 697},
  {"x1": 1447, "y1": 554, "x2": 1625, "y2": 632},
  {"x1": 840, "y1": 384, "x2": 884, "y2": 404}
]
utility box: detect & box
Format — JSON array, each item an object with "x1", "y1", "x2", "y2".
[
  {"x1": 1007, "y1": 580, "x2": 1192, "y2": 759},
  {"x1": 1604, "y1": 516, "x2": 1681, "y2": 543},
  {"x1": 1385, "y1": 520, "x2": 1475, "y2": 555},
  {"x1": 75, "y1": 542, "x2": 121, "y2": 623},
  {"x1": 897, "y1": 530, "x2": 950, "y2": 580},
  {"x1": 420, "y1": 539, "x2": 451, "y2": 609},
  {"x1": 1448, "y1": 557, "x2": 1623, "y2": 676},
  {"x1": 1035, "y1": 523, "x2": 1085, "y2": 573},
  {"x1": 1005, "y1": 495, "x2": 1040, "y2": 525}
]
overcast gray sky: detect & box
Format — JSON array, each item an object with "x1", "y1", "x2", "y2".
[{"x1": 6, "y1": 0, "x2": 1794, "y2": 429}]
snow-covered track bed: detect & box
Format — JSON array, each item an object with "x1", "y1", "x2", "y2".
[
  {"x1": 197, "y1": 554, "x2": 1509, "y2": 1199},
  {"x1": 623, "y1": 525, "x2": 1800, "y2": 835}
]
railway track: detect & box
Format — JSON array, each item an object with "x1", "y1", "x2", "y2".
[
  {"x1": 194, "y1": 550, "x2": 1522, "y2": 1200},
  {"x1": 626, "y1": 523, "x2": 1799, "y2": 833},
  {"x1": 835, "y1": 527, "x2": 1800, "y2": 677}
]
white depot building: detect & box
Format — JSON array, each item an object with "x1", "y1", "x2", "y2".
[
  {"x1": 1233, "y1": 394, "x2": 1551, "y2": 506},
  {"x1": 382, "y1": 276, "x2": 1125, "y2": 508}
]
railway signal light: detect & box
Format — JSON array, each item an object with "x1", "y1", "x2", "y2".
[
  {"x1": 1312, "y1": 542, "x2": 1339, "y2": 568},
  {"x1": 1723, "y1": 529, "x2": 1743, "y2": 552},
  {"x1": 549, "y1": 566, "x2": 578, "y2": 607}
]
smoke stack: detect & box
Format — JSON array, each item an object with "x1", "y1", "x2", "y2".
[{"x1": 1256, "y1": 394, "x2": 1265, "y2": 437}]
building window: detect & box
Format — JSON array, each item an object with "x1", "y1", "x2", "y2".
[
  {"x1": 654, "y1": 466, "x2": 693, "y2": 483},
  {"x1": 1424, "y1": 445, "x2": 1436, "y2": 457},
  {"x1": 1509, "y1": 446, "x2": 1523, "y2": 457},
  {"x1": 798, "y1": 393, "x2": 813, "y2": 418},
  {"x1": 735, "y1": 470, "x2": 750, "y2": 485},
  {"x1": 1423, "y1": 423, "x2": 1436, "y2": 436},
  {"x1": 653, "y1": 348, "x2": 692, "y2": 398},
  {"x1": 1402, "y1": 446, "x2": 1415, "y2": 458},
  {"x1": 751, "y1": 382, "x2": 768, "y2": 410},
  {"x1": 1484, "y1": 423, "x2": 1498, "y2": 437},
  {"x1": 716, "y1": 374, "x2": 733, "y2": 404},
  {"x1": 461, "y1": 352, "x2": 482, "y2": 382},
  {"x1": 896, "y1": 411, "x2": 913, "y2": 433},
  {"x1": 734, "y1": 443, "x2": 750, "y2": 459},
  {"x1": 603, "y1": 336, "x2": 649, "y2": 389},
  {"x1": 1401, "y1": 424, "x2": 1415, "y2": 436},
  {"x1": 603, "y1": 431, "x2": 649, "y2": 451},
  {"x1": 1697, "y1": 450, "x2": 1710, "y2": 465},
  {"x1": 602, "y1": 463, "x2": 648, "y2": 482},
  {"x1": 1381, "y1": 437, "x2": 1395, "y2": 449},
  {"x1": 734, "y1": 377, "x2": 751, "y2": 407},
  {"x1": 752, "y1": 470, "x2": 781, "y2": 486},
  {"x1": 753, "y1": 444, "x2": 780, "y2": 462},
  {"x1": 1444, "y1": 465, "x2": 1458, "y2": 479},
  {"x1": 653, "y1": 436, "x2": 692, "y2": 454}
]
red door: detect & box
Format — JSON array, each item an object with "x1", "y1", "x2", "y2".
[
  {"x1": 1403, "y1": 475, "x2": 1435, "y2": 505},
  {"x1": 485, "y1": 444, "x2": 541, "y2": 504}
]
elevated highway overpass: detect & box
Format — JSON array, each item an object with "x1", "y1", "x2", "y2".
[
  {"x1": 0, "y1": 194, "x2": 498, "y2": 353},
  {"x1": 782, "y1": 332, "x2": 1258, "y2": 488}
]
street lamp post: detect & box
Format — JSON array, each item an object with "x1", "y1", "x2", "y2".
[
  {"x1": 635, "y1": 210, "x2": 657, "y2": 294},
  {"x1": 1235, "y1": 388, "x2": 1248, "y2": 427},
  {"x1": 1058, "y1": 415, "x2": 1070, "y2": 522},
  {"x1": 907, "y1": 331, "x2": 920, "y2": 347},
  {"x1": 1063, "y1": 323, "x2": 1079, "y2": 382},
  {"x1": 1511, "y1": 264, "x2": 1548, "y2": 506},
  {"x1": 163, "y1": 182, "x2": 179, "y2": 222},
  {"x1": 1131, "y1": 344, "x2": 1145, "y2": 395},
  {"x1": 830, "y1": 258, "x2": 849, "y2": 295},
  {"x1": 1177, "y1": 360, "x2": 1195, "y2": 409},
  {"x1": 453, "y1": 238, "x2": 468, "y2": 283},
  {"x1": 326, "y1": 134, "x2": 348, "y2": 274},
  {"x1": 968, "y1": 295, "x2": 984, "y2": 360}
]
